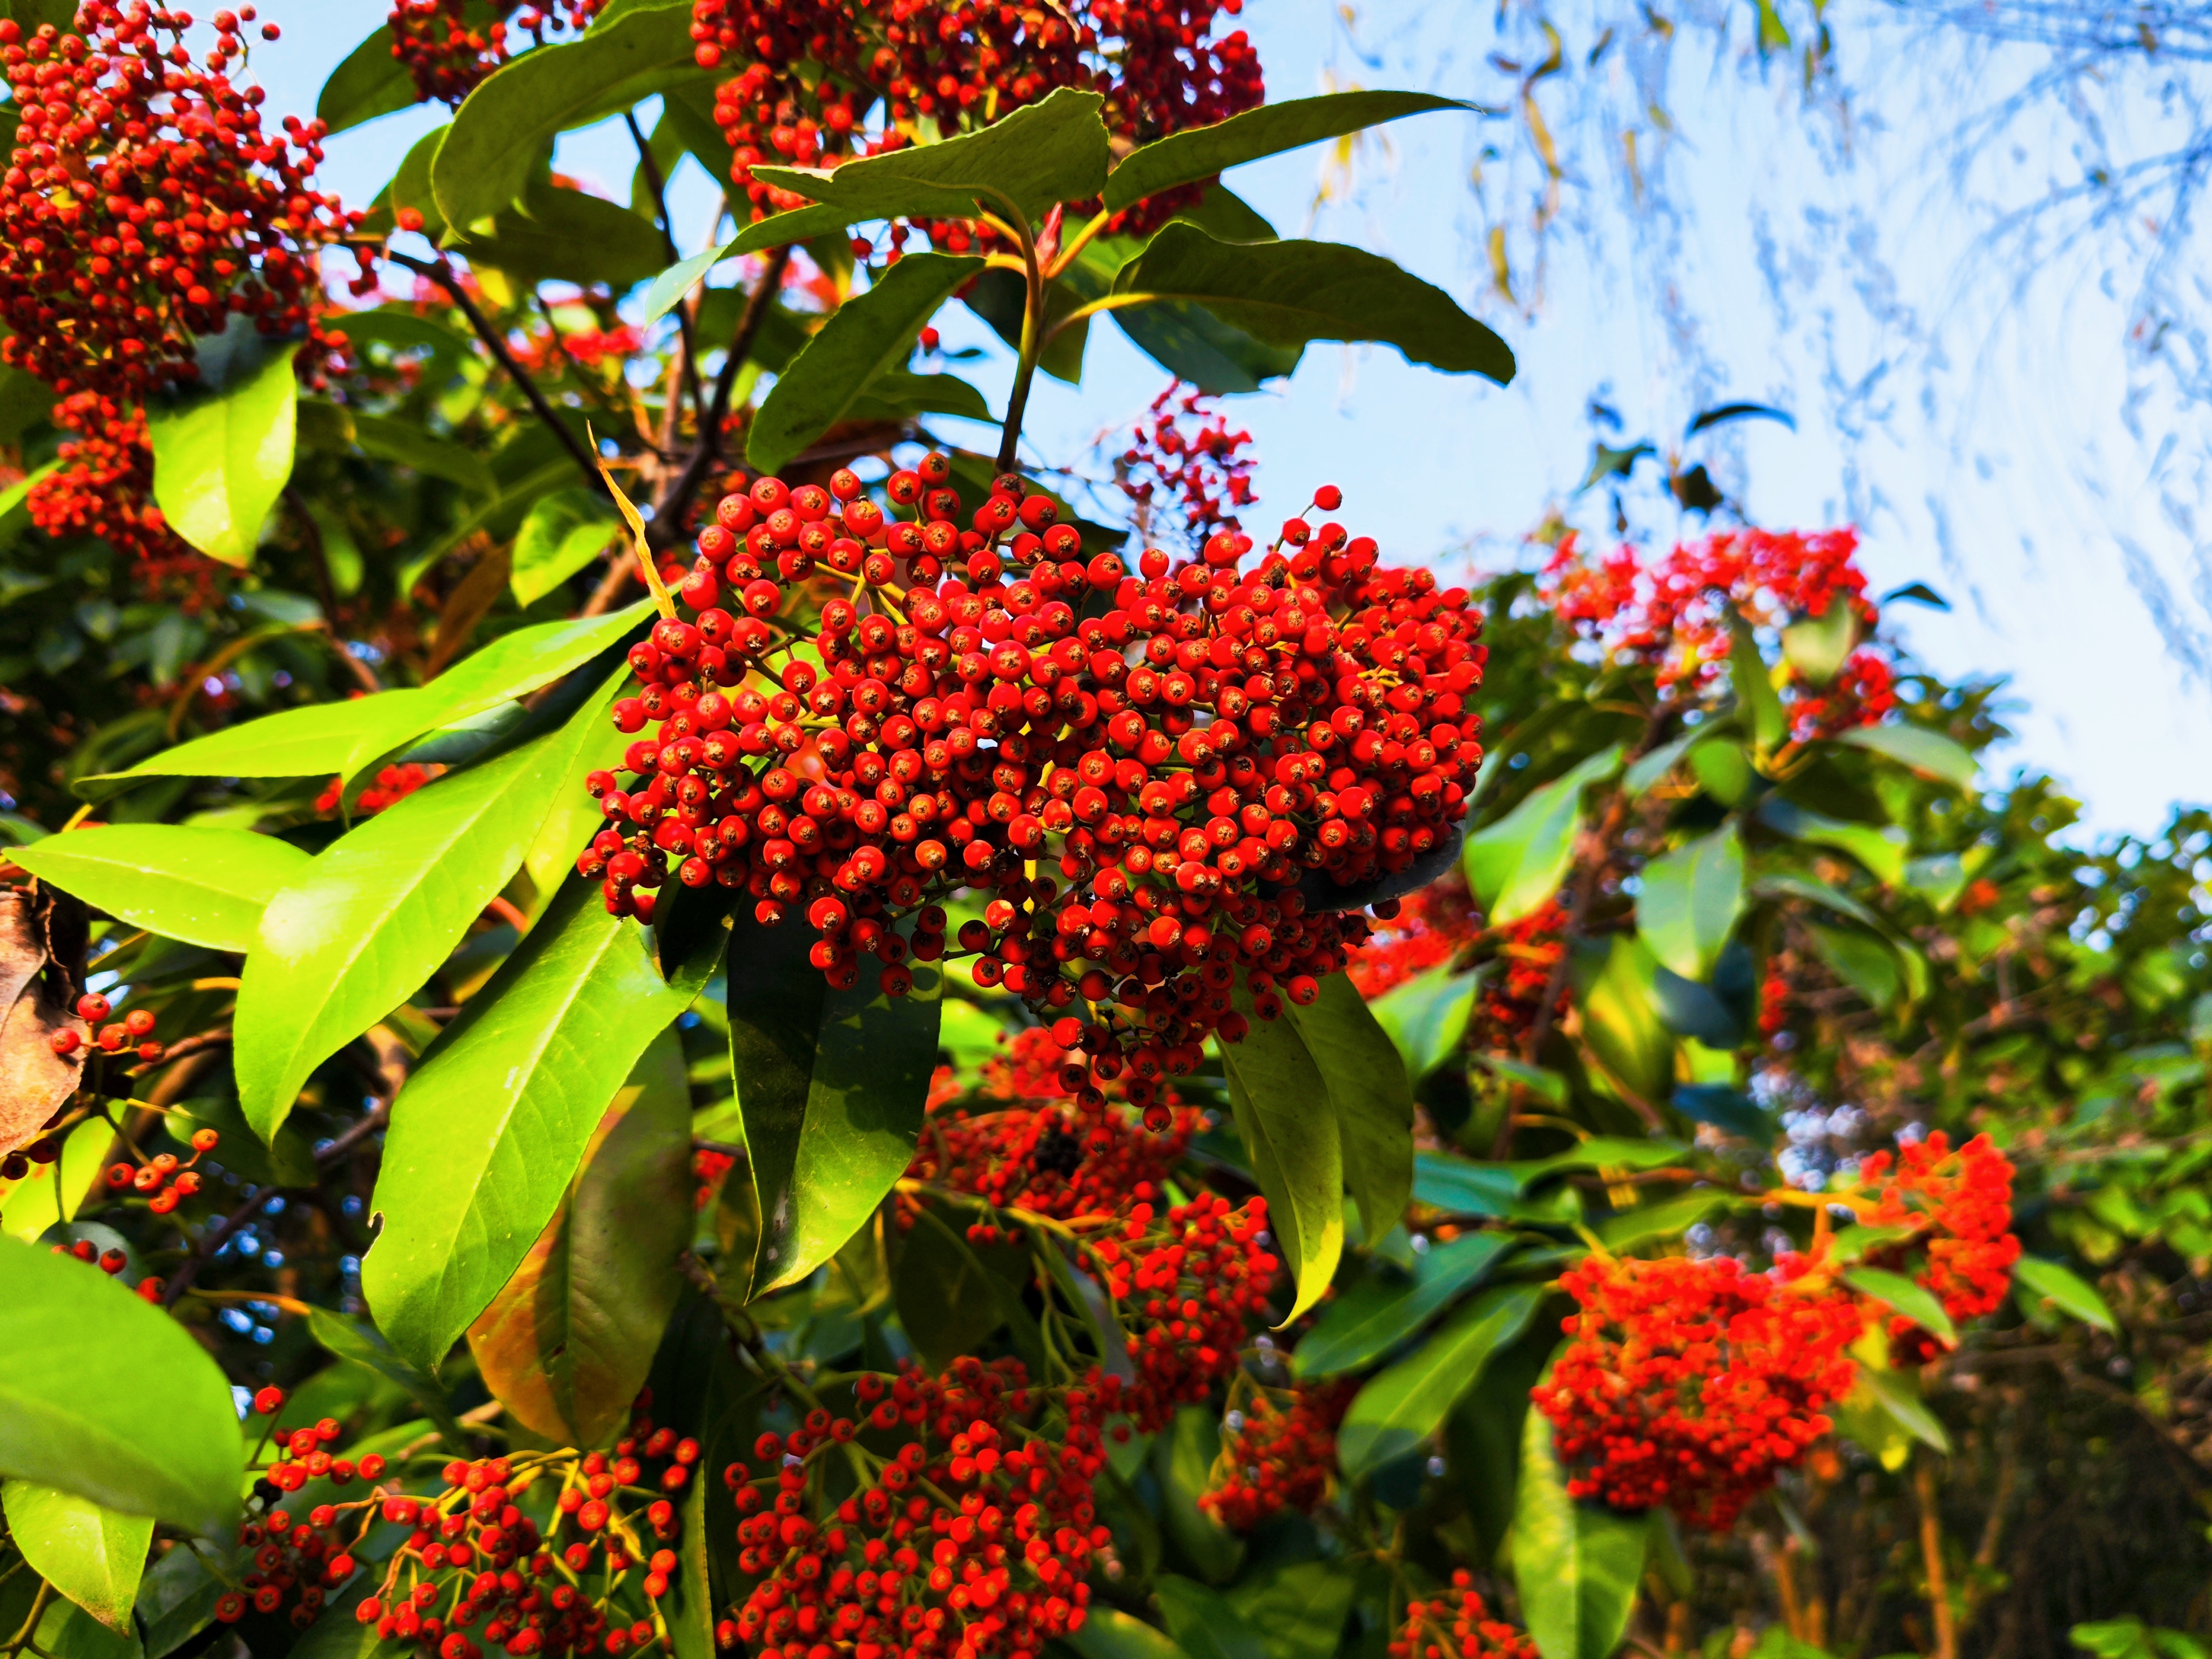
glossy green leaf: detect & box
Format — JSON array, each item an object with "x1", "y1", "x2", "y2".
[
  {"x1": 511, "y1": 489, "x2": 618, "y2": 609},
  {"x1": 363, "y1": 877, "x2": 696, "y2": 1372},
  {"x1": 2013, "y1": 1255, "x2": 2117, "y2": 1332},
  {"x1": 78, "y1": 692, "x2": 441, "y2": 801},
  {"x1": 1807, "y1": 922, "x2": 1901, "y2": 1009},
  {"x1": 1337, "y1": 1283, "x2": 1542, "y2": 1480},
  {"x1": 1293, "y1": 1231, "x2": 1515, "y2": 1377},
  {"x1": 431, "y1": 4, "x2": 701, "y2": 228},
  {"x1": 1835, "y1": 724, "x2": 1979, "y2": 788},
  {"x1": 133, "y1": 1539, "x2": 223, "y2": 1659},
  {"x1": 1152, "y1": 1407, "x2": 1243, "y2": 1583},
  {"x1": 1687, "y1": 739, "x2": 1754, "y2": 806},
  {"x1": 1225, "y1": 1561, "x2": 1357, "y2": 1659},
  {"x1": 352, "y1": 411, "x2": 497, "y2": 497},
  {"x1": 1154, "y1": 1577, "x2": 1269, "y2": 1659},
  {"x1": 1464, "y1": 746, "x2": 1623, "y2": 924},
  {"x1": 1568, "y1": 934, "x2": 1677, "y2": 1107},
  {"x1": 1, "y1": 1118, "x2": 115, "y2": 1242},
  {"x1": 304, "y1": 1309, "x2": 467, "y2": 1451},
  {"x1": 1472, "y1": 1053, "x2": 1569, "y2": 1105},
  {"x1": 753, "y1": 87, "x2": 1111, "y2": 225},
  {"x1": 893, "y1": 1206, "x2": 1016, "y2": 1371},
  {"x1": 1113, "y1": 224, "x2": 1515, "y2": 384},
  {"x1": 1637, "y1": 826, "x2": 1744, "y2": 981},
  {"x1": 1514, "y1": 1399, "x2": 1651, "y2": 1659},
  {"x1": 1067, "y1": 1608, "x2": 1190, "y2": 1659},
  {"x1": 1622, "y1": 732, "x2": 1697, "y2": 798},
  {"x1": 1757, "y1": 798, "x2": 1908, "y2": 887},
  {"x1": 726, "y1": 912, "x2": 945, "y2": 1297},
  {"x1": 847, "y1": 368, "x2": 993, "y2": 424},
  {"x1": 1411, "y1": 1154, "x2": 1522, "y2": 1216},
  {"x1": 316, "y1": 25, "x2": 417, "y2": 135},
  {"x1": 1596, "y1": 1190, "x2": 1728, "y2": 1250},
  {"x1": 467, "y1": 1028, "x2": 691, "y2": 1446},
  {"x1": 1103, "y1": 90, "x2": 1469, "y2": 211},
  {"x1": 1845, "y1": 1267, "x2": 1958, "y2": 1346},
  {"x1": 236, "y1": 677, "x2": 625, "y2": 1141},
  {"x1": 146, "y1": 341, "x2": 299, "y2": 569},
  {"x1": 1728, "y1": 615, "x2": 1787, "y2": 754},
  {"x1": 1284, "y1": 972, "x2": 1414, "y2": 1244},
  {"x1": 746, "y1": 253, "x2": 983, "y2": 474},
  {"x1": 1368, "y1": 962, "x2": 1478, "y2": 1080},
  {"x1": 11, "y1": 825, "x2": 310, "y2": 953},
  {"x1": 447, "y1": 180, "x2": 670, "y2": 291},
  {"x1": 1849, "y1": 1360, "x2": 1950, "y2": 1454},
  {"x1": 1219, "y1": 993, "x2": 1343, "y2": 1323},
  {"x1": 1671, "y1": 1084, "x2": 1773, "y2": 1145},
  {"x1": 1781, "y1": 601, "x2": 1858, "y2": 687},
  {"x1": 0, "y1": 1236, "x2": 240, "y2": 1538},
  {"x1": 1520, "y1": 1136, "x2": 1690, "y2": 1182},
  {"x1": 2, "y1": 1482, "x2": 153, "y2": 1632},
  {"x1": 644, "y1": 244, "x2": 733, "y2": 326}
]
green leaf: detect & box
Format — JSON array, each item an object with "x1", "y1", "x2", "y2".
[
  {"x1": 1284, "y1": 972, "x2": 1414, "y2": 1245},
  {"x1": 1568, "y1": 934, "x2": 1677, "y2": 1107},
  {"x1": 1622, "y1": 733, "x2": 1697, "y2": 798},
  {"x1": 752, "y1": 86, "x2": 1111, "y2": 226},
  {"x1": 466, "y1": 1028, "x2": 692, "y2": 1446},
  {"x1": 447, "y1": 179, "x2": 670, "y2": 291},
  {"x1": 1, "y1": 1119, "x2": 114, "y2": 1242},
  {"x1": 2012, "y1": 1255, "x2": 2116, "y2": 1333},
  {"x1": 1671, "y1": 1084, "x2": 1773, "y2": 1145},
  {"x1": 1367, "y1": 962, "x2": 1477, "y2": 1080},
  {"x1": 235, "y1": 677, "x2": 625, "y2": 1141},
  {"x1": 1411, "y1": 1154, "x2": 1522, "y2": 1216},
  {"x1": 1293, "y1": 1231, "x2": 1514, "y2": 1378},
  {"x1": 1806, "y1": 922, "x2": 1901, "y2": 1010},
  {"x1": 511, "y1": 489, "x2": 618, "y2": 609},
  {"x1": 1834, "y1": 724, "x2": 1979, "y2": 789},
  {"x1": 644, "y1": 244, "x2": 733, "y2": 326},
  {"x1": 1520, "y1": 1136, "x2": 1692, "y2": 1182},
  {"x1": 1687, "y1": 739, "x2": 1754, "y2": 806},
  {"x1": 846, "y1": 368, "x2": 993, "y2": 424},
  {"x1": 1595, "y1": 1190, "x2": 1727, "y2": 1250},
  {"x1": 133, "y1": 1539, "x2": 223, "y2": 1659},
  {"x1": 352, "y1": 411, "x2": 497, "y2": 497},
  {"x1": 316, "y1": 25, "x2": 419, "y2": 135},
  {"x1": 430, "y1": 3, "x2": 701, "y2": 228},
  {"x1": 2, "y1": 1483, "x2": 153, "y2": 1633},
  {"x1": 726, "y1": 913, "x2": 945, "y2": 1297},
  {"x1": 1471, "y1": 1053, "x2": 1568, "y2": 1106},
  {"x1": 304, "y1": 1309, "x2": 467, "y2": 1451},
  {"x1": 1464, "y1": 746, "x2": 1623, "y2": 924},
  {"x1": 1845, "y1": 1267, "x2": 1958, "y2": 1346},
  {"x1": 1728, "y1": 615, "x2": 1787, "y2": 754},
  {"x1": 11, "y1": 826, "x2": 309, "y2": 953},
  {"x1": 1756, "y1": 798, "x2": 1907, "y2": 887},
  {"x1": 1152, "y1": 1407, "x2": 1242, "y2": 1584},
  {"x1": 746, "y1": 253, "x2": 984, "y2": 475},
  {"x1": 1781, "y1": 602, "x2": 1858, "y2": 687},
  {"x1": 146, "y1": 341, "x2": 299, "y2": 569},
  {"x1": 1637, "y1": 826, "x2": 1744, "y2": 981},
  {"x1": 1337, "y1": 1283, "x2": 1542, "y2": 1480},
  {"x1": 1068, "y1": 1608, "x2": 1190, "y2": 1659},
  {"x1": 1225, "y1": 1561, "x2": 1355, "y2": 1659},
  {"x1": 1219, "y1": 993, "x2": 1343, "y2": 1323},
  {"x1": 1514, "y1": 1399, "x2": 1650, "y2": 1659},
  {"x1": 1113, "y1": 224, "x2": 1514, "y2": 384},
  {"x1": 1154, "y1": 1578, "x2": 1269, "y2": 1659},
  {"x1": 0, "y1": 1237, "x2": 240, "y2": 1539},
  {"x1": 1849, "y1": 1360, "x2": 1950, "y2": 1454},
  {"x1": 893, "y1": 1206, "x2": 1016, "y2": 1372},
  {"x1": 363, "y1": 876, "x2": 695, "y2": 1373},
  {"x1": 1103, "y1": 90, "x2": 1469, "y2": 211}
]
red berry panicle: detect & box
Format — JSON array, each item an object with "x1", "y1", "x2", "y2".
[
  {"x1": 386, "y1": 2, "x2": 605, "y2": 105},
  {"x1": 318, "y1": 763, "x2": 441, "y2": 817},
  {"x1": 719, "y1": 1358, "x2": 1110, "y2": 1659},
  {"x1": 1389, "y1": 1575, "x2": 1540, "y2": 1659},
  {"x1": 577, "y1": 458, "x2": 1486, "y2": 1097},
  {"x1": 1853, "y1": 1130, "x2": 2020, "y2": 1364},
  {"x1": 213, "y1": 1387, "x2": 390, "y2": 1629},
  {"x1": 1530, "y1": 1250, "x2": 1863, "y2": 1531},
  {"x1": 1116, "y1": 381, "x2": 1257, "y2": 548},
  {"x1": 355, "y1": 1402, "x2": 698, "y2": 1658},
  {"x1": 1198, "y1": 1378, "x2": 1357, "y2": 1531}
]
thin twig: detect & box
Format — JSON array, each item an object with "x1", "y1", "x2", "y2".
[
  {"x1": 163, "y1": 1186, "x2": 273, "y2": 1308},
  {"x1": 624, "y1": 111, "x2": 705, "y2": 425},
  {"x1": 387, "y1": 251, "x2": 603, "y2": 491},
  {"x1": 650, "y1": 242, "x2": 795, "y2": 546}
]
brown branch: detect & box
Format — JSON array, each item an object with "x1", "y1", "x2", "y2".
[
  {"x1": 649, "y1": 242, "x2": 795, "y2": 547},
  {"x1": 386, "y1": 250, "x2": 603, "y2": 491},
  {"x1": 1916, "y1": 1455, "x2": 1958, "y2": 1659},
  {"x1": 624, "y1": 111, "x2": 705, "y2": 426}
]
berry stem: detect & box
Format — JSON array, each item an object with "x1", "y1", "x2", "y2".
[{"x1": 985, "y1": 189, "x2": 1047, "y2": 474}]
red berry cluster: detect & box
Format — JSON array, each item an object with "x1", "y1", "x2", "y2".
[
  {"x1": 577, "y1": 460, "x2": 1486, "y2": 1092},
  {"x1": 386, "y1": 1, "x2": 606, "y2": 105},
  {"x1": 1530, "y1": 1250, "x2": 1864, "y2": 1531},
  {"x1": 53, "y1": 989, "x2": 164, "y2": 1062},
  {"x1": 1388, "y1": 1574, "x2": 1540, "y2": 1659},
  {"x1": 1345, "y1": 880, "x2": 1471, "y2": 999},
  {"x1": 1471, "y1": 898, "x2": 1568, "y2": 1050},
  {"x1": 318, "y1": 762, "x2": 440, "y2": 817},
  {"x1": 1198, "y1": 1379, "x2": 1356, "y2": 1531},
  {"x1": 1541, "y1": 528, "x2": 1892, "y2": 736},
  {"x1": 0, "y1": 4, "x2": 362, "y2": 579},
  {"x1": 214, "y1": 1389, "x2": 389, "y2": 1628},
  {"x1": 717, "y1": 1358, "x2": 1110, "y2": 1659},
  {"x1": 1117, "y1": 381, "x2": 1257, "y2": 549},
  {"x1": 357, "y1": 1414, "x2": 698, "y2": 1657},
  {"x1": 1078, "y1": 1192, "x2": 1278, "y2": 1429},
  {"x1": 689, "y1": 0, "x2": 1260, "y2": 231},
  {"x1": 903, "y1": 1025, "x2": 1200, "y2": 1227},
  {"x1": 1854, "y1": 1131, "x2": 2020, "y2": 1365},
  {"x1": 100, "y1": 1124, "x2": 218, "y2": 1216}
]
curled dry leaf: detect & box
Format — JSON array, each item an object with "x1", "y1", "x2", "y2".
[{"x1": 0, "y1": 885, "x2": 90, "y2": 1156}]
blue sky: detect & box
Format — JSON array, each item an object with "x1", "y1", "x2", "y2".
[{"x1": 252, "y1": 0, "x2": 2212, "y2": 838}]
